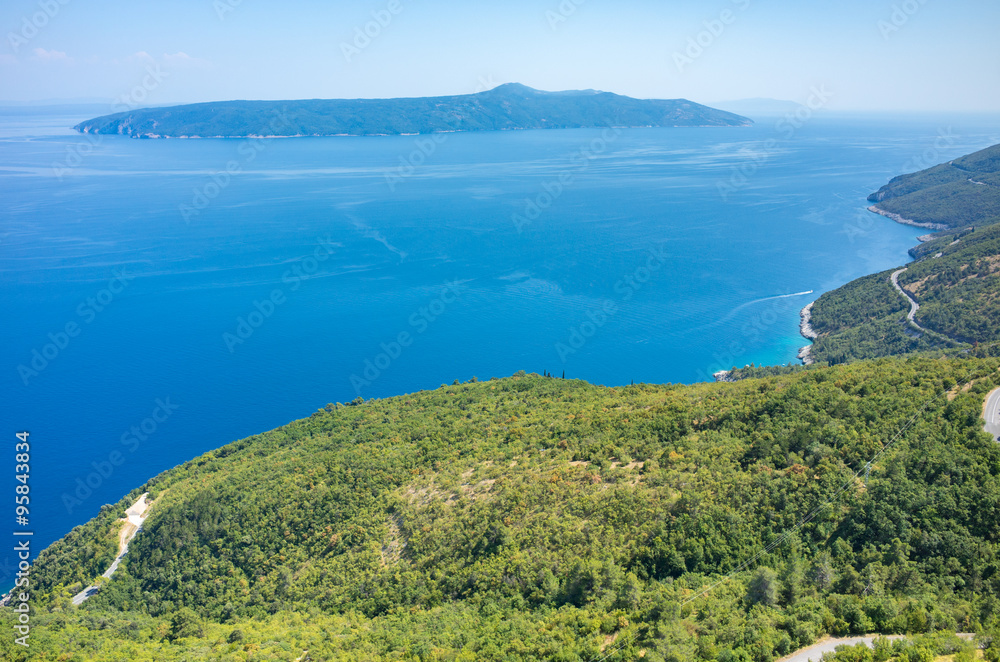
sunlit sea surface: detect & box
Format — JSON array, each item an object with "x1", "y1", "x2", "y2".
[{"x1": 2, "y1": 106, "x2": 999, "y2": 577}]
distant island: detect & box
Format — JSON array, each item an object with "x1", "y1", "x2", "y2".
[{"x1": 72, "y1": 83, "x2": 753, "y2": 138}]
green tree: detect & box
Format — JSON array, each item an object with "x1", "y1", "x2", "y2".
[
  {"x1": 746, "y1": 567, "x2": 779, "y2": 607},
  {"x1": 168, "y1": 607, "x2": 203, "y2": 641}
]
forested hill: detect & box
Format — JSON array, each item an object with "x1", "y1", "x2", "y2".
[
  {"x1": 797, "y1": 141, "x2": 1000, "y2": 366},
  {"x1": 868, "y1": 142, "x2": 1000, "y2": 231},
  {"x1": 806, "y1": 222, "x2": 1000, "y2": 364},
  {"x1": 7, "y1": 362, "x2": 1000, "y2": 660},
  {"x1": 72, "y1": 83, "x2": 752, "y2": 138}
]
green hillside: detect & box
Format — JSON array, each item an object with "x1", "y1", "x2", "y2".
[
  {"x1": 799, "y1": 142, "x2": 1000, "y2": 366},
  {"x1": 6, "y1": 362, "x2": 1000, "y2": 661},
  {"x1": 73, "y1": 83, "x2": 752, "y2": 139},
  {"x1": 868, "y1": 143, "x2": 1000, "y2": 231},
  {"x1": 806, "y1": 222, "x2": 1000, "y2": 364}
]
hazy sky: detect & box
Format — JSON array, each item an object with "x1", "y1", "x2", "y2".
[{"x1": 1, "y1": 0, "x2": 998, "y2": 111}]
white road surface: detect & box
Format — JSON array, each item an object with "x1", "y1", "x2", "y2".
[
  {"x1": 891, "y1": 268, "x2": 924, "y2": 331},
  {"x1": 985, "y1": 387, "x2": 1000, "y2": 441},
  {"x1": 778, "y1": 634, "x2": 973, "y2": 662},
  {"x1": 71, "y1": 492, "x2": 150, "y2": 605}
]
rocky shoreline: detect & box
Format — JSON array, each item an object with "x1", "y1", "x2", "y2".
[
  {"x1": 798, "y1": 302, "x2": 818, "y2": 365},
  {"x1": 713, "y1": 370, "x2": 735, "y2": 383},
  {"x1": 867, "y1": 205, "x2": 950, "y2": 231}
]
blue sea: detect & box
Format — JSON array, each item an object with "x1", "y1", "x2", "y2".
[{"x1": 2, "y1": 107, "x2": 999, "y2": 581}]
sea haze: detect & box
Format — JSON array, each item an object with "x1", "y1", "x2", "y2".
[{"x1": 2, "y1": 108, "x2": 999, "y2": 573}]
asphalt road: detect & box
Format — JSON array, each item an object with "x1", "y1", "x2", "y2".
[
  {"x1": 71, "y1": 493, "x2": 150, "y2": 605},
  {"x1": 985, "y1": 387, "x2": 1000, "y2": 441},
  {"x1": 779, "y1": 634, "x2": 973, "y2": 662},
  {"x1": 891, "y1": 268, "x2": 924, "y2": 331}
]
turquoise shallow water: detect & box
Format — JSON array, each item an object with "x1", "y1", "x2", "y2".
[{"x1": 1, "y1": 108, "x2": 999, "y2": 578}]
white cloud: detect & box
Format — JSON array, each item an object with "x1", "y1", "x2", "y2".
[{"x1": 31, "y1": 48, "x2": 72, "y2": 62}]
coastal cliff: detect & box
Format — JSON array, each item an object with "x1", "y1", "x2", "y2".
[
  {"x1": 867, "y1": 205, "x2": 950, "y2": 231},
  {"x1": 798, "y1": 302, "x2": 818, "y2": 365}
]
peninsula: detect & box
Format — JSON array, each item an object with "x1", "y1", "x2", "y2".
[
  {"x1": 793, "y1": 142, "x2": 1000, "y2": 366},
  {"x1": 867, "y1": 142, "x2": 1000, "y2": 234}
]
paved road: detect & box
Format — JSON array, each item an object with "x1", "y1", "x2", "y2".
[
  {"x1": 779, "y1": 633, "x2": 974, "y2": 662},
  {"x1": 985, "y1": 387, "x2": 1000, "y2": 441},
  {"x1": 891, "y1": 268, "x2": 925, "y2": 331},
  {"x1": 779, "y1": 636, "x2": 905, "y2": 662},
  {"x1": 72, "y1": 493, "x2": 150, "y2": 606}
]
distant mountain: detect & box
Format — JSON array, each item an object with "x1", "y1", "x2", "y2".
[
  {"x1": 709, "y1": 97, "x2": 805, "y2": 117},
  {"x1": 0, "y1": 97, "x2": 113, "y2": 106},
  {"x1": 867, "y1": 142, "x2": 1000, "y2": 231},
  {"x1": 0, "y1": 103, "x2": 117, "y2": 117},
  {"x1": 72, "y1": 83, "x2": 753, "y2": 138}
]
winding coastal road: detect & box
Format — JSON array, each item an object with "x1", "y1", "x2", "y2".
[
  {"x1": 72, "y1": 493, "x2": 151, "y2": 606},
  {"x1": 891, "y1": 268, "x2": 925, "y2": 331},
  {"x1": 985, "y1": 387, "x2": 1000, "y2": 442},
  {"x1": 889, "y1": 269, "x2": 965, "y2": 349}
]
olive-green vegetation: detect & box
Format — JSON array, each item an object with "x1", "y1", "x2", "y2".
[
  {"x1": 73, "y1": 83, "x2": 752, "y2": 139},
  {"x1": 911, "y1": 227, "x2": 984, "y2": 261},
  {"x1": 719, "y1": 363, "x2": 814, "y2": 382},
  {"x1": 806, "y1": 224, "x2": 1000, "y2": 364},
  {"x1": 818, "y1": 631, "x2": 991, "y2": 661},
  {"x1": 895, "y1": 226, "x2": 1000, "y2": 343},
  {"x1": 806, "y1": 268, "x2": 942, "y2": 365},
  {"x1": 22, "y1": 502, "x2": 124, "y2": 595},
  {"x1": 5, "y1": 358, "x2": 1000, "y2": 661},
  {"x1": 868, "y1": 143, "x2": 1000, "y2": 231}
]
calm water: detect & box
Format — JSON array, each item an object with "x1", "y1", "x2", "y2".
[{"x1": 2, "y1": 107, "x2": 999, "y2": 578}]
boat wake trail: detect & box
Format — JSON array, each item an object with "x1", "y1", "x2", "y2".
[{"x1": 690, "y1": 290, "x2": 814, "y2": 333}]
